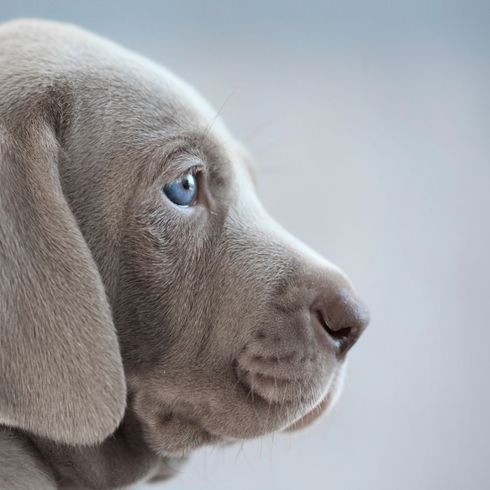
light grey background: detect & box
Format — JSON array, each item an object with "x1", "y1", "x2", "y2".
[{"x1": 1, "y1": 2, "x2": 489, "y2": 489}]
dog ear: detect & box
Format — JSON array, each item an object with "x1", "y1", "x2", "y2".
[{"x1": 0, "y1": 115, "x2": 126, "y2": 445}]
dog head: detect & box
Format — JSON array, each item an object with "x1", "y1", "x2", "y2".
[{"x1": 0, "y1": 20, "x2": 369, "y2": 456}]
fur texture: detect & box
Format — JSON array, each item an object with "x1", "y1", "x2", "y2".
[{"x1": 0, "y1": 19, "x2": 369, "y2": 489}]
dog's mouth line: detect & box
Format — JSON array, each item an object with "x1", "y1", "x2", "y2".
[
  {"x1": 235, "y1": 376, "x2": 285, "y2": 407},
  {"x1": 233, "y1": 361, "x2": 322, "y2": 410},
  {"x1": 233, "y1": 373, "x2": 335, "y2": 433},
  {"x1": 233, "y1": 358, "x2": 306, "y2": 386},
  {"x1": 245, "y1": 369, "x2": 306, "y2": 385}
]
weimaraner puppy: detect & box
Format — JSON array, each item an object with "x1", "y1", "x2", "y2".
[{"x1": 0, "y1": 19, "x2": 369, "y2": 489}]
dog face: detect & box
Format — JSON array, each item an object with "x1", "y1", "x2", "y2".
[{"x1": 0, "y1": 20, "x2": 368, "y2": 456}]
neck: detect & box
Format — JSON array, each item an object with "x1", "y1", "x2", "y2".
[{"x1": 30, "y1": 408, "x2": 185, "y2": 488}]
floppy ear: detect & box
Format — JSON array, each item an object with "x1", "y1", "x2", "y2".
[{"x1": 0, "y1": 115, "x2": 126, "y2": 445}]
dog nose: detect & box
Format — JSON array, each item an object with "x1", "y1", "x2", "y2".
[{"x1": 311, "y1": 288, "x2": 369, "y2": 355}]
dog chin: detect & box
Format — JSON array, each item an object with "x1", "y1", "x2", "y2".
[{"x1": 285, "y1": 364, "x2": 345, "y2": 432}]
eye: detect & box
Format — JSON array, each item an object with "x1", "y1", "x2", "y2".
[{"x1": 163, "y1": 172, "x2": 198, "y2": 207}]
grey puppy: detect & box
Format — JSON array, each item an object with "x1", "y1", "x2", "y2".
[{"x1": 0, "y1": 19, "x2": 369, "y2": 489}]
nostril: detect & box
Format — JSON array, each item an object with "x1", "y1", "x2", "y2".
[
  {"x1": 314, "y1": 309, "x2": 354, "y2": 349},
  {"x1": 328, "y1": 325, "x2": 354, "y2": 344},
  {"x1": 311, "y1": 289, "x2": 369, "y2": 355}
]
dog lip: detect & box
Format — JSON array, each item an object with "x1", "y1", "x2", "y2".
[
  {"x1": 234, "y1": 360, "x2": 335, "y2": 433},
  {"x1": 236, "y1": 375, "x2": 278, "y2": 406},
  {"x1": 233, "y1": 357, "x2": 312, "y2": 408},
  {"x1": 233, "y1": 359, "x2": 293, "y2": 405}
]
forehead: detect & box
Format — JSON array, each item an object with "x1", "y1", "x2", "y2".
[
  {"x1": 77, "y1": 47, "x2": 256, "y2": 188},
  {"x1": 139, "y1": 60, "x2": 257, "y2": 179}
]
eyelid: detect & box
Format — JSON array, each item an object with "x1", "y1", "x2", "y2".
[
  {"x1": 166, "y1": 158, "x2": 205, "y2": 183},
  {"x1": 160, "y1": 161, "x2": 206, "y2": 189},
  {"x1": 182, "y1": 164, "x2": 203, "y2": 178}
]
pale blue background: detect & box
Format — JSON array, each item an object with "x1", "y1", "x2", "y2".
[{"x1": 1, "y1": 2, "x2": 489, "y2": 489}]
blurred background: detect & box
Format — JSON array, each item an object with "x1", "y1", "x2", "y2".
[{"x1": 2, "y1": 1, "x2": 489, "y2": 489}]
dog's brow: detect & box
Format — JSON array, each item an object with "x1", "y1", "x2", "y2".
[{"x1": 139, "y1": 135, "x2": 204, "y2": 184}]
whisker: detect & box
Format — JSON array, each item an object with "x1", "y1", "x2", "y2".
[{"x1": 200, "y1": 88, "x2": 238, "y2": 143}]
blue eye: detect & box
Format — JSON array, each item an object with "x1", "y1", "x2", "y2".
[{"x1": 163, "y1": 172, "x2": 198, "y2": 207}]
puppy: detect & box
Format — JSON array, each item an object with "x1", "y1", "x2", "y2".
[{"x1": 0, "y1": 19, "x2": 369, "y2": 489}]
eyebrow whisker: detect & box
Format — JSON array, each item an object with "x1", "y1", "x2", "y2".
[{"x1": 200, "y1": 88, "x2": 238, "y2": 143}]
